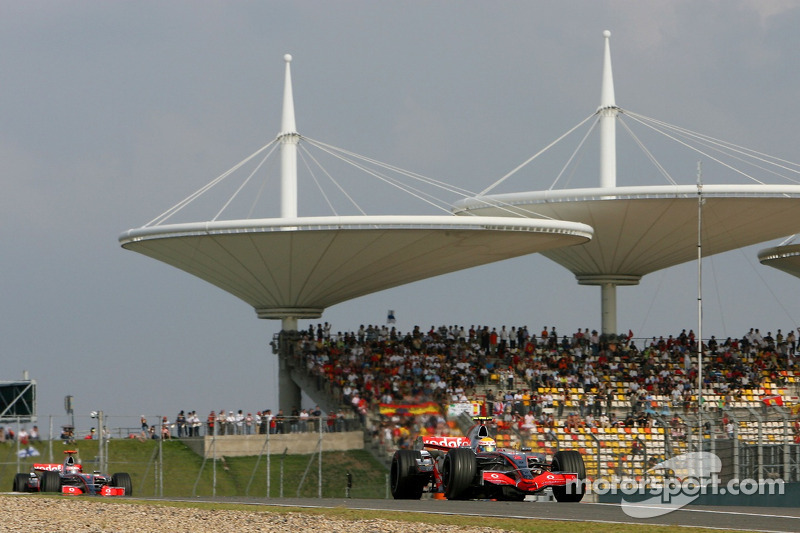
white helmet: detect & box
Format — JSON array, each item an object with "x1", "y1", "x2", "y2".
[{"x1": 477, "y1": 437, "x2": 496, "y2": 452}]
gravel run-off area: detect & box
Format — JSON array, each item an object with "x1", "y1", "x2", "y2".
[{"x1": 0, "y1": 495, "x2": 511, "y2": 532}]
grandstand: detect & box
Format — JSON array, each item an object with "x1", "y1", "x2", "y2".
[{"x1": 287, "y1": 323, "x2": 800, "y2": 484}]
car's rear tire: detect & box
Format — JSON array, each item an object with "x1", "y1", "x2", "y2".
[
  {"x1": 40, "y1": 471, "x2": 61, "y2": 493},
  {"x1": 111, "y1": 473, "x2": 133, "y2": 496},
  {"x1": 13, "y1": 473, "x2": 29, "y2": 492},
  {"x1": 442, "y1": 447, "x2": 476, "y2": 500},
  {"x1": 551, "y1": 450, "x2": 586, "y2": 502},
  {"x1": 390, "y1": 450, "x2": 426, "y2": 499}
]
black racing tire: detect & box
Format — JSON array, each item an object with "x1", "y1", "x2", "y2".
[
  {"x1": 111, "y1": 473, "x2": 133, "y2": 496},
  {"x1": 551, "y1": 450, "x2": 586, "y2": 502},
  {"x1": 40, "y1": 471, "x2": 61, "y2": 493},
  {"x1": 390, "y1": 450, "x2": 425, "y2": 499},
  {"x1": 442, "y1": 447, "x2": 476, "y2": 500},
  {"x1": 13, "y1": 473, "x2": 30, "y2": 492}
]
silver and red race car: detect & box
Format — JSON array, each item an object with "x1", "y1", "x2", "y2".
[
  {"x1": 13, "y1": 450, "x2": 132, "y2": 496},
  {"x1": 391, "y1": 416, "x2": 585, "y2": 501}
]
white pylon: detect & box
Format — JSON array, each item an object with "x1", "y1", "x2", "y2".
[
  {"x1": 280, "y1": 54, "x2": 299, "y2": 219},
  {"x1": 599, "y1": 30, "x2": 620, "y2": 335},
  {"x1": 598, "y1": 30, "x2": 618, "y2": 190}
]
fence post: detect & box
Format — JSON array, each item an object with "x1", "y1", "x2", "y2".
[
  {"x1": 15, "y1": 418, "x2": 20, "y2": 472},
  {"x1": 279, "y1": 447, "x2": 288, "y2": 498},
  {"x1": 729, "y1": 409, "x2": 740, "y2": 482},
  {"x1": 48, "y1": 415, "x2": 54, "y2": 463},
  {"x1": 267, "y1": 427, "x2": 271, "y2": 498},
  {"x1": 158, "y1": 414, "x2": 164, "y2": 498},
  {"x1": 212, "y1": 418, "x2": 217, "y2": 497},
  {"x1": 588, "y1": 430, "x2": 602, "y2": 481}
]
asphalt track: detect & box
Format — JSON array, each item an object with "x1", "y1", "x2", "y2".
[{"x1": 171, "y1": 497, "x2": 800, "y2": 532}]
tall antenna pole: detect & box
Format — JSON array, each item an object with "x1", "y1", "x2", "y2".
[{"x1": 697, "y1": 161, "x2": 704, "y2": 435}]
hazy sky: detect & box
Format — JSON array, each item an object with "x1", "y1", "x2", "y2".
[{"x1": 3, "y1": 2, "x2": 800, "y2": 433}]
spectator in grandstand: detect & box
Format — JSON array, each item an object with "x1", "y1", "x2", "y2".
[
  {"x1": 216, "y1": 410, "x2": 227, "y2": 435},
  {"x1": 207, "y1": 411, "x2": 216, "y2": 435},
  {"x1": 274, "y1": 409, "x2": 285, "y2": 434},
  {"x1": 235, "y1": 410, "x2": 245, "y2": 435},
  {"x1": 161, "y1": 416, "x2": 172, "y2": 439},
  {"x1": 298, "y1": 409, "x2": 309, "y2": 432},
  {"x1": 175, "y1": 411, "x2": 187, "y2": 438}
]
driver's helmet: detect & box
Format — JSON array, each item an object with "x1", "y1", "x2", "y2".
[
  {"x1": 66, "y1": 465, "x2": 80, "y2": 474},
  {"x1": 477, "y1": 437, "x2": 496, "y2": 452}
]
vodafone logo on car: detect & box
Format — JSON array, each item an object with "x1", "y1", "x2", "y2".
[
  {"x1": 33, "y1": 464, "x2": 62, "y2": 472},
  {"x1": 423, "y1": 436, "x2": 469, "y2": 448}
]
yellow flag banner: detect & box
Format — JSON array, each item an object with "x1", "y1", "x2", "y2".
[{"x1": 379, "y1": 402, "x2": 440, "y2": 417}]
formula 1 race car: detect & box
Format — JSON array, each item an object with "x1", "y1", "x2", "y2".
[
  {"x1": 13, "y1": 450, "x2": 133, "y2": 496},
  {"x1": 390, "y1": 417, "x2": 585, "y2": 501}
]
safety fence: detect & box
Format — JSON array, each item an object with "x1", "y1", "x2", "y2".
[{"x1": 0, "y1": 414, "x2": 382, "y2": 499}]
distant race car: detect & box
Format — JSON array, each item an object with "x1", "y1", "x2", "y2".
[
  {"x1": 391, "y1": 416, "x2": 585, "y2": 502},
  {"x1": 13, "y1": 450, "x2": 132, "y2": 496}
]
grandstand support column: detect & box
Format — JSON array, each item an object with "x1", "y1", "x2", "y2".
[
  {"x1": 278, "y1": 358, "x2": 301, "y2": 414},
  {"x1": 577, "y1": 274, "x2": 641, "y2": 336},
  {"x1": 601, "y1": 282, "x2": 616, "y2": 337},
  {"x1": 278, "y1": 316, "x2": 302, "y2": 414}
]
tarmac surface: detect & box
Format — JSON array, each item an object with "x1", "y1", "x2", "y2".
[{"x1": 172, "y1": 497, "x2": 800, "y2": 532}]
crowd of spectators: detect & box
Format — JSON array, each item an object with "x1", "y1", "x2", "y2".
[
  {"x1": 10, "y1": 323, "x2": 794, "y2": 448},
  {"x1": 0, "y1": 425, "x2": 40, "y2": 444},
  {"x1": 131, "y1": 407, "x2": 358, "y2": 440},
  {"x1": 290, "y1": 322, "x2": 800, "y2": 452}
]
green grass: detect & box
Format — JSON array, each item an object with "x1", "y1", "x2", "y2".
[{"x1": 0, "y1": 439, "x2": 388, "y2": 498}]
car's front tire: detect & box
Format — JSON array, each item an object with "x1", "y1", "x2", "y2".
[
  {"x1": 442, "y1": 447, "x2": 476, "y2": 500},
  {"x1": 551, "y1": 450, "x2": 586, "y2": 502},
  {"x1": 40, "y1": 471, "x2": 61, "y2": 493},
  {"x1": 13, "y1": 473, "x2": 29, "y2": 492},
  {"x1": 111, "y1": 473, "x2": 133, "y2": 496}
]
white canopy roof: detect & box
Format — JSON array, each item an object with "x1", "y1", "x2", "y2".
[
  {"x1": 120, "y1": 215, "x2": 592, "y2": 319},
  {"x1": 759, "y1": 243, "x2": 800, "y2": 280},
  {"x1": 454, "y1": 185, "x2": 800, "y2": 284}
]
